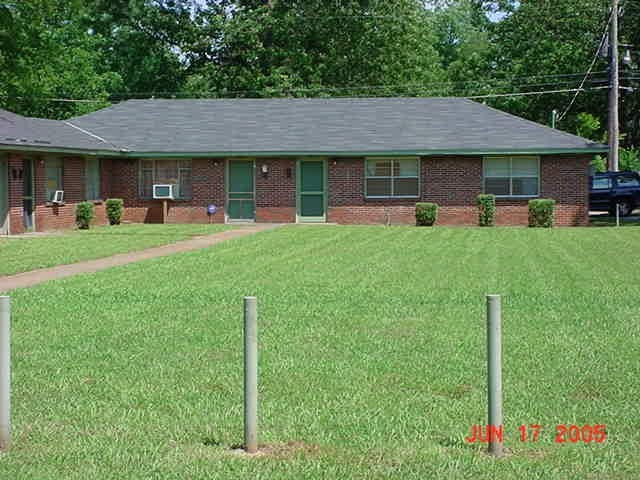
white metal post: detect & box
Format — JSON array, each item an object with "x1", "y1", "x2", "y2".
[
  {"x1": 244, "y1": 296, "x2": 258, "y2": 454},
  {"x1": 0, "y1": 296, "x2": 10, "y2": 451},
  {"x1": 487, "y1": 294, "x2": 503, "y2": 457}
]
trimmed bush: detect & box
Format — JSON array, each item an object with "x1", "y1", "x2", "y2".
[
  {"x1": 477, "y1": 194, "x2": 496, "y2": 227},
  {"x1": 106, "y1": 198, "x2": 124, "y2": 225},
  {"x1": 75, "y1": 202, "x2": 95, "y2": 229},
  {"x1": 415, "y1": 203, "x2": 438, "y2": 226},
  {"x1": 528, "y1": 199, "x2": 555, "y2": 228}
]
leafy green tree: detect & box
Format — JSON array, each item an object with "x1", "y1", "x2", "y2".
[
  {"x1": 489, "y1": 0, "x2": 610, "y2": 134},
  {"x1": 0, "y1": 1, "x2": 119, "y2": 118},
  {"x1": 186, "y1": 0, "x2": 445, "y2": 97}
]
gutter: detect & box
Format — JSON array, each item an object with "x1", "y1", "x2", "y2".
[{"x1": 0, "y1": 145, "x2": 609, "y2": 158}]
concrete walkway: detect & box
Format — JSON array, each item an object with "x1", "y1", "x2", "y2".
[{"x1": 0, "y1": 224, "x2": 280, "y2": 292}]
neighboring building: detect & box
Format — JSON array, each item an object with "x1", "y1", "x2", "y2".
[{"x1": 0, "y1": 98, "x2": 606, "y2": 233}]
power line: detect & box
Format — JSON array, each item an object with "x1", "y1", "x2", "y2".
[
  {"x1": 466, "y1": 86, "x2": 609, "y2": 100},
  {"x1": 557, "y1": 7, "x2": 613, "y2": 122},
  {"x1": 1, "y1": 85, "x2": 610, "y2": 104},
  {"x1": 101, "y1": 71, "x2": 610, "y2": 97}
]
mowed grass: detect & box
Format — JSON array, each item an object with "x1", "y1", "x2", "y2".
[
  {"x1": 0, "y1": 223, "x2": 231, "y2": 275},
  {"x1": 3, "y1": 226, "x2": 640, "y2": 479}
]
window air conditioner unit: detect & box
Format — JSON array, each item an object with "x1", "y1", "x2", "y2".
[
  {"x1": 52, "y1": 190, "x2": 64, "y2": 204},
  {"x1": 153, "y1": 184, "x2": 175, "y2": 199}
]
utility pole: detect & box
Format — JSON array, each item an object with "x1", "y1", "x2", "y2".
[{"x1": 608, "y1": 0, "x2": 619, "y2": 171}]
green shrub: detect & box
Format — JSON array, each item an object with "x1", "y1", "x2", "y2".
[
  {"x1": 477, "y1": 194, "x2": 496, "y2": 226},
  {"x1": 415, "y1": 203, "x2": 438, "y2": 226},
  {"x1": 75, "y1": 202, "x2": 95, "y2": 229},
  {"x1": 528, "y1": 199, "x2": 555, "y2": 228},
  {"x1": 106, "y1": 198, "x2": 124, "y2": 225}
]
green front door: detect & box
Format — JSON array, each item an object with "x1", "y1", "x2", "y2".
[
  {"x1": 227, "y1": 160, "x2": 255, "y2": 221},
  {"x1": 298, "y1": 159, "x2": 326, "y2": 222},
  {"x1": 0, "y1": 158, "x2": 8, "y2": 234}
]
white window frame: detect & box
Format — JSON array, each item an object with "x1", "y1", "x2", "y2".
[
  {"x1": 139, "y1": 159, "x2": 192, "y2": 200},
  {"x1": 364, "y1": 157, "x2": 420, "y2": 199},
  {"x1": 483, "y1": 156, "x2": 540, "y2": 198}
]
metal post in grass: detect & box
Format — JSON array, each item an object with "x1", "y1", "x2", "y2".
[
  {"x1": 243, "y1": 296, "x2": 258, "y2": 454},
  {"x1": 487, "y1": 294, "x2": 503, "y2": 458},
  {"x1": 0, "y1": 296, "x2": 10, "y2": 451}
]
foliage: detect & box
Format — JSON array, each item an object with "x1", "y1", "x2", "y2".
[
  {"x1": 0, "y1": 1, "x2": 119, "y2": 118},
  {"x1": 477, "y1": 193, "x2": 496, "y2": 226},
  {"x1": 75, "y1": 202, "x2": 95, "y2": 229},
  {"x1": 489, "y1": 0, "x2": 611, "y2": 137},
  {"x1": 591, "y1": 148, "x2": 640, "y2": 174},
  {"x1": 528, "y1": 198, "x2": 555, "y2": 228},
  {"x1": 620, "y1": 148, "x2": 640, "y2": 172},
  {"x1": 105, "y1": 198, "x2": 124, "y2": 225},
  {"x1": 576, "y1": 113, "x2": 601, "y2": 141},
  {"x1": 0, "y1": 0, "x2": 637, "y2": 149},
  {"x1": 192, "y1": 0, "x2": 445, "y2": 97},
  {"x1": 591, "y1": 155, "x2": 607, "y2": 173},
  {"x1": 415, "y1": 202, "x2": 438, "y2": 226}
]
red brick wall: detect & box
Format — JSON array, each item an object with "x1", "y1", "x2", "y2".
[
  {"x1": 255, "y1": 158, "x2": 296, "y2": 222},
  {"x1": 33, "y1": 156, "x2": 109, "y2": 231},
  {"x1": 7, "y1": 154, "x2": 24, "y2": 234},
  {"x1": 4, "y1": 152, "x2": 591, "y2": 230},
  {"x1": 5, "y1": 153, "x2": 110, "y2": 233},
  {"x1": 110, "y1": 158, "x2": 226, "y2": 224},
  {"x1": 328, "y1": 155, "x2": 590, "y2": 226}
]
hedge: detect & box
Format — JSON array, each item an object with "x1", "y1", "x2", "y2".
[
  {"x1": 477, "y1": 194, "x2": 496, "y2": 226},
  {"x1": 415, "y1": 203, "x2": 438, "y2": 226},
  {"x1": 528, "y1": 199, "x2": 555, "y2": 228},
  {"x1": 106, "y1": 198, "x2": 124, "y2": 225},
  {"x1": 75, "y1": 202, "x2": 95, "y2": 229}
]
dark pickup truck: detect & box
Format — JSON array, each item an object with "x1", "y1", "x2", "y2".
[{"x1": 590, "y1": 171, "x2": 640, "y2": 216}]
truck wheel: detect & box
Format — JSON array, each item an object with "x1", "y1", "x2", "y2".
[{"x1": 611, "y1": 200, "x2": 634, "y2": 217}]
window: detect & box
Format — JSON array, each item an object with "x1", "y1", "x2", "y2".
[
  {"x1": 85, "y1": 158, "x2": 101, "y2": 200},
  {"x1": 45, "y1": 158, "x2": 63, "y2": 202},
  {"x1": 616, "y1": 175, "x2": 640, "y2": 187},
  {"x1": 592, "y1": 177, "x2": 612, "y2": 190},
  {"x1": 139, "y1": 159, "x2": 192, "y2": 199},
  {"x1": 483, "y1": 156, "x2": 539, "y2": 197},
  {"x1": 365, "y1": 158, "x2": 419, "y2": 198}
]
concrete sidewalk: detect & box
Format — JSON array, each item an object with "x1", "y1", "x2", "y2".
[{"x1": 0, "y1": 224, "x2": 280, "y2": 292}]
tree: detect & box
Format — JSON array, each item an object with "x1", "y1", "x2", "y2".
[
  {"x1": 185, "y1": 0, "x2": 445, "y2": 97},
  {"x1": 0, "y1": 1, "x2": 119, "y2": 118},
  {"x1": 489, "y1": 0, "x2": 611, "y2": 134}
]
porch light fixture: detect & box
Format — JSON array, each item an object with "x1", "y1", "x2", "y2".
[{"x1": 261, "y1": 164, "x2": 268, "y2": 175}]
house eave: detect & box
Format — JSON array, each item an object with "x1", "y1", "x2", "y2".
[{"x1": 0, "y1": 144, "x2": 608, "y2": 158}]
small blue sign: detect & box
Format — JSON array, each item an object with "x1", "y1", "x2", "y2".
[{"x1": 207, "y1": 204, "x2": 218, "y2": 215}]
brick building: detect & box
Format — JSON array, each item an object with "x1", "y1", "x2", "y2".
[{"x1": 0, "y1": 98, "x2": 606, "y2": 233}]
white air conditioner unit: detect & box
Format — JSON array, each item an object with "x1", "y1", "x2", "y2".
[
  {"x1": 153, "y1": 184, "x2": 175, "y2": 200},
  {"x1": 52, "y1": 190, "x2": 64, "y2": 204}
]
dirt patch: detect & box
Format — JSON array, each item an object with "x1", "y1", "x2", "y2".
[
  {"x1": 229, "y1": 441, "x2": 321, "y2": 459},
  {"x1": 433, "y1": 383, "x2": 473, "y2": 399}
]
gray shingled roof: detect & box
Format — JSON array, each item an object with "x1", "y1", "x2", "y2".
[
  {"x1": 1, "y1": 98, "x2": 606, "y2": 155},
  {"x1": 0, "y1": 109, "x2": 116, "y2": 152}
]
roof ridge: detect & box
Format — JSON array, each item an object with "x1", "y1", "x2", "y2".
[{"x1": 63, "y1": 121, "x2": 125, "y2": 152}]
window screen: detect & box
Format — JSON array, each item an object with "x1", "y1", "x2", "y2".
[
  {"x1": 484, "y1": 157, "x2": 539, "y2": 197},
  {"x1": 365, "y1": 158, "x2": 419, "y2": 198}
]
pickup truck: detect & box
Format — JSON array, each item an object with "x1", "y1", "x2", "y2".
[{"x1": 589, "y1": 171, "x2": 640, "y2": 216}]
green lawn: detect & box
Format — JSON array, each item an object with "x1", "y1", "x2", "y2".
[
  {"x1": 0, "y1": 224, "x2": 231, "y2": 276},
  {"x1": 3, "y1": 226, "x2": 639, "y2": 479}
]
